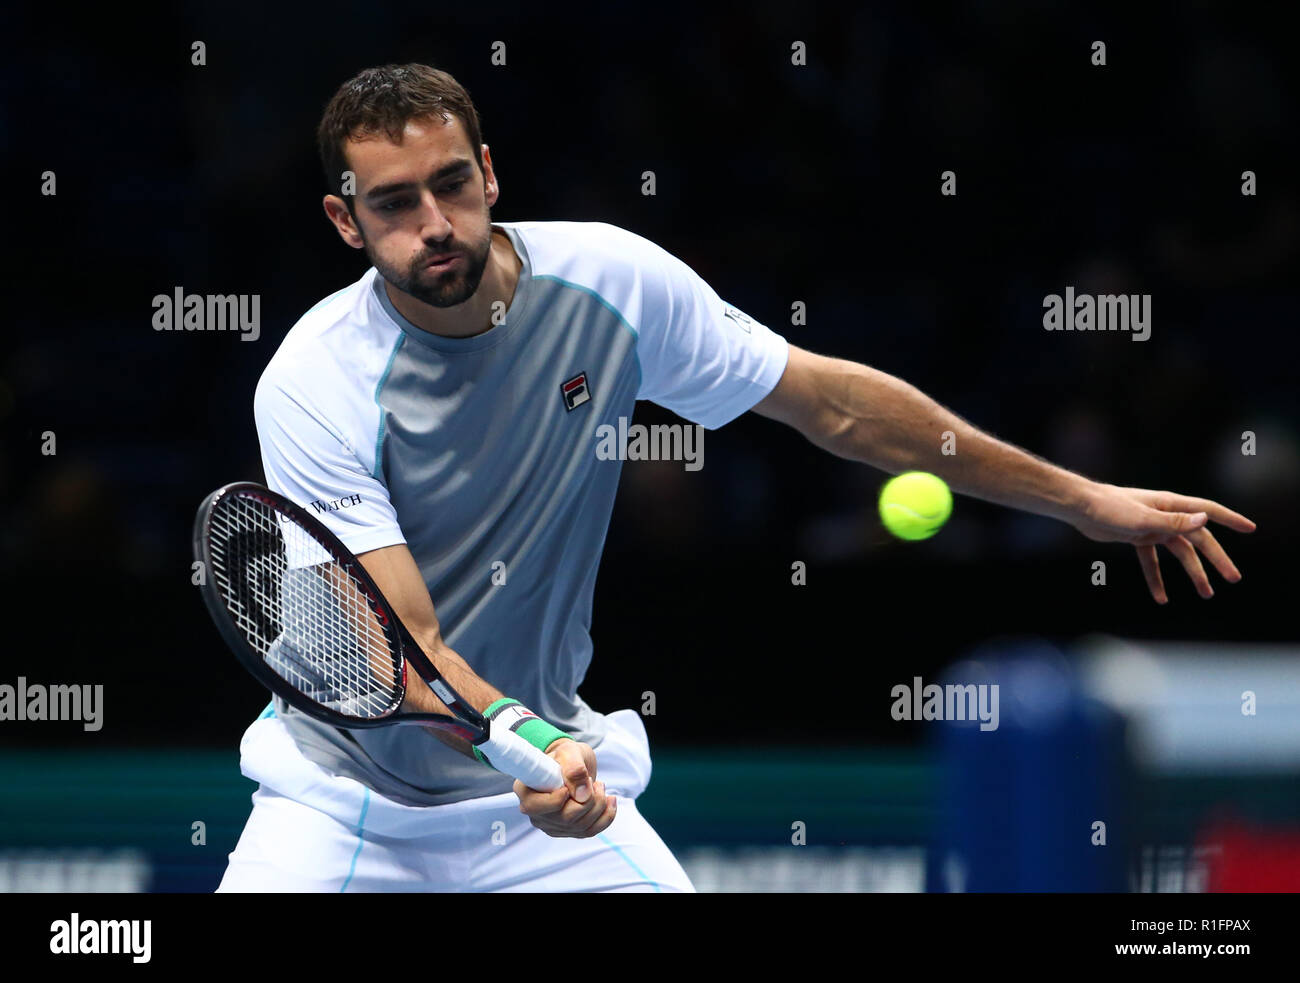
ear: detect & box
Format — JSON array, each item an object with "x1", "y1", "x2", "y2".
[
  {"x1": 323, "y1": 195, "x2": 366, "y2": 249},
  {"x1": 481, "y1": 144, "x2": 500, "y2": 208}
]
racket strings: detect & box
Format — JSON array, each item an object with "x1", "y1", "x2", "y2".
[{"x1": 207, "y1": 495, "x2": 402, "y2": 719}]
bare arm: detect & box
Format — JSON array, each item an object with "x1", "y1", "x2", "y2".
[
  {"x1": 752, "y1": 345, "x2": 1255, "y2": 601},
  {"x1": 358, "y1": 542, "x2": 617, "y2": 834},
  {"x1": 752, "y1": 347, "x2": 1089, "y2": 518},
  {"x1": 357, "y1": 543, "x2": 505, "y2": 756}
]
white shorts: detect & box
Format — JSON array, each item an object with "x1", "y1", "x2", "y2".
[{"x1": 217, "y1": 707, "x2": 695, "y2": 893}]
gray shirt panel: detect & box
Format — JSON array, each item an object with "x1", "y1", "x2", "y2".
[{"x1": 278, "y1": 226, "x2": 638, "y2": 806}]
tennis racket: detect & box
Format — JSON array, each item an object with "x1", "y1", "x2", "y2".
[{"x1": 193, "y1": 481, "x2": 563, "y2": 791}]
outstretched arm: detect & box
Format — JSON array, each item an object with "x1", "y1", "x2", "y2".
[{"x1": 751, "y1": 345, "x2": 1256, "y2": 603}]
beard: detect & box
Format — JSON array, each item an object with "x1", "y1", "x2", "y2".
[{"x1": 366, "y1": 225, "x2": 493, "y2": 309}]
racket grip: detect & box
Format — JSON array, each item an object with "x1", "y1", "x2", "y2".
[{"x1": 479, "y1": 718, "x2": 565, "y2": 791}]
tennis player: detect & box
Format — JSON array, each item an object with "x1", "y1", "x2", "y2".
[{"x1": 218, "y1": 64, "x2": 1255, "y2": 892}]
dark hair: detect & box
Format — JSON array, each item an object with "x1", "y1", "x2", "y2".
[{"x1": 317, "y1": 64, "x2": 484, "y2": 203}]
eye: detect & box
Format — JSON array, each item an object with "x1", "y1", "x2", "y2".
[
  {"x1": 379, "y1": 199, "x2": 411, "y2": 212},
  {"x1": 442, "y1": 180, "x2": 467, "y2": 195}
]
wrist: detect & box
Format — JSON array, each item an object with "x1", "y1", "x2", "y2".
[
  {"x1": 1036, "y1": 469, "x2": 1096, "y2": 524},
  {"x1": 1059, "y1": 474, "x2": 1103, "y2": 525},
  {"x1": 476, "y1": 698, "x2": 572, "y2": 762}
]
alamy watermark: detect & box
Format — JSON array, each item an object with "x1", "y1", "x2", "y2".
[
  {"x1": 595, "y1": 417, "x2": 703, "y2": 471},
  {"x1": 1043, "y1": 286, "x2": 1150, "y2": 341},
  {"x1": 152, "y1": 287, "x2": 261, "y2": 341},
  {"x1": 0, "y1": 678, "x2": 103, "y2": 731},
  {"x1": 50, "y1": 913, "x2": 150, "y2": 963},
  {"x1": 891, "y1": 676, "x2": 999, "y2": 731}
]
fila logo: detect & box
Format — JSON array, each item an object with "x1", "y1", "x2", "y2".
[
  {"x1": 723, "y1": 304, "x2": 753, "y2": 332},
  {"x1": 561, "y1": 372, "x2": 591, "y2": 410}
]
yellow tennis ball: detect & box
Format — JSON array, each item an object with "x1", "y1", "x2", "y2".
[{"x1": 878, "y1": 471, "x2": 953, "y2": 541}]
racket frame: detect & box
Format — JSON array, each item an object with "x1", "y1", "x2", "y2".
[{"x1": 193, "y1": 481, "x2": 487, "y2": 743}]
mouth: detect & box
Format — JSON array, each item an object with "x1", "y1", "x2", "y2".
[{"x1": 424, "y1": 253, "x2": 462, "y2": 272}]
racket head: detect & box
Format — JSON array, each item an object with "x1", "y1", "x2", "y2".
[{"x1": 193, "y1": 481, "x2": 410, "y2": 729}]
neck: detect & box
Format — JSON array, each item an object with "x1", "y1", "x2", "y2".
[{"x1": 384, "y1": 228, "x2": 521, "y2": 338}]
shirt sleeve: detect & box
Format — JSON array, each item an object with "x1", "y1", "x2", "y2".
[
  {"x1": 253, "y1": 377, "x2": 407, "y2": 556},
  {"x1": 632, "y1": 239, "x2": 790, "y2": 430}
]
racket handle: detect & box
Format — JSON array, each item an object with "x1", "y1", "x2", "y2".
[{"x1": 479, "y1": 718, "x2": 565, "y2": 791}]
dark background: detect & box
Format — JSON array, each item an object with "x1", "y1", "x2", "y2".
[{"x1": 3, "y1": 1, "x2": 1296, "y2": 752}]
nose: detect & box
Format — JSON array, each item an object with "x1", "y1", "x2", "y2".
[{"x1": 416, "y1": 189, "x2": 453, "y2": 242}]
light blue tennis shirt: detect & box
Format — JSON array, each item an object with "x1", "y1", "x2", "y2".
[{"x1": 254, "y1": 221, "x2": 789, "y2": 805}]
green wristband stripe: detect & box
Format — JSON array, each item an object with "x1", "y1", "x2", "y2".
[
  {"x1": 515, "y1": 717, "x2": 572, "y2": 753},
  {"x1": 484, "y1": 697, "x2": 522, "y2": 719}
]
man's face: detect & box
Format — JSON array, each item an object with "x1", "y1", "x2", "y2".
[{"x1": 338, "y1": 115, "x2": 498, "y2": 308}]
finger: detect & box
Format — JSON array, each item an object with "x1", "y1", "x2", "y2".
[
  {"x1": 582, "y1": 793, "x2": 618, "y2": 837},
  {"x1": 579, "y1": 745, "x2": 600, "y2": 781},
  {"x1": 569, "y1": 779, "x2": 592, "y2": 803},
  {"x1": 529, "y1": 818, "x2": 581, "y2": 839},
  {"x1": 1136, "y1": 544, "x2": 1167, "y2": 604},
  {"x1": 530, "y1": 789, "x2": 608, "y2": 837},
  {"x1": 1138, "y1": 507, "x2": 1208, "y2": 540},
  {"x1": 1185, "y1": 526, "x2": 1242, "y2": 583},
  {"x1": 1159, "y1": 494, "x2": 1256, "y2": 534},
  {"x1": 514, "y1": 781, "x2": 570, "y2": 816},
  {"x1": 554, "y1": 781, "x2": 606, "y2": 826},
  {"x1": 552, "y1": 747, "x2": 592, "y2": 803},
  {"x1": 1165, "y1": 534, "x2": 1213, "y2": 599}
]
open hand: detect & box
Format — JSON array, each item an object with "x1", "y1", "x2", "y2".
[{"x1": 1069, "y1": 482, "x2": 1256, "y2": 603}]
